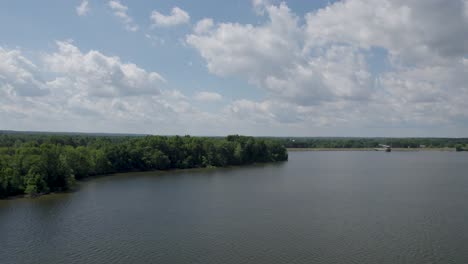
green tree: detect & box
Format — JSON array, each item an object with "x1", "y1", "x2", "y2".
[
  {"x1": 142, "y1": 149, "x2": 170, "y2": 170},
  {"x1": 24, "y1": 168, "x2": 49, "y2": 197}
]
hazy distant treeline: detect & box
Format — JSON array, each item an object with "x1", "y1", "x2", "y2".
[
  {"x1": 0, "y1": 134, "x2": 288, "y2": 198},
  {"x1": 271, "y1": 137, "x2": 468, "y2": 149}
]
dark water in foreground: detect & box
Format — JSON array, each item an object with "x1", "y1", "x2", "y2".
[{"x1": 2, "y1": 151, "x2": 468, "y2": 264}]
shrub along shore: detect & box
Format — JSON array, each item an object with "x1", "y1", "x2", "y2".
[{"x1": 0, "y1": 134, "x2": 288, "y2": 198}]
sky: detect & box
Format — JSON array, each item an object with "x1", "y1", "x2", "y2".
[{"x1": 1, "y1": 0, "x2": 468, "y2": 137}]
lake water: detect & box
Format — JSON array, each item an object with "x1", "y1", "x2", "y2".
[{"x1": 2, "y1": 151, "x2": 468, "y2": 264}]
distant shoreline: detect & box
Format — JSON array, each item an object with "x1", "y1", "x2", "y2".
[{"x1": 287, "y1": 147, "x2": 456, "y2": 152}]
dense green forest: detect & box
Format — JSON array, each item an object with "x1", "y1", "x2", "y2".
[
  {"x1": 273, "y1": 137, "x2": 468, "y2": 149},
  {"x1": 0, "y1": 133, "x2": 288, "y2": 198}
]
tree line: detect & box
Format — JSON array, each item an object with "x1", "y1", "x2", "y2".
[
  {"x1": 272, "y1": 137, "x2": 468, "y2": 149},
  {"x1": 0, "y1": 134, "x2": 288, "y2": 198}
]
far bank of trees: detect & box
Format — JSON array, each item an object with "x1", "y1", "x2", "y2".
[
  {"x1": 0, "y1": 134, "x2": 288, "y2": 198},
  {"x1": 273, "y1": 137, "x2": 468, "y2": 149},
  {"x1": 455, "y1": 145, "x2": 468, "y2": 151}
]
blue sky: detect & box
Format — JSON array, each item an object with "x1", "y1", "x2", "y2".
[{"x1": 1, "y1": 0, "x2": 468, "y2": 136}]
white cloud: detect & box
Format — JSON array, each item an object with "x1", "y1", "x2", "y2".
[
  {"x1": 43, "y1": 41, "x2": 165, "y2": 97},
  {"x1": 304, "y1": 0, "x2": 468, "y2": 65},
  {"x1": 194, "y1": 91, "x2": 223, "y2": 102},
  {"x1": 0, "y1": 47, "x2": 48, "y2": 96},
  {"x1": 108, "y1": 0, "x2": 138, "y2": 32},
  {"x1": 187, "y1": 3, "x2": 301, "y2": 80},
  {"x1": 377, "y1": 60, "x2": 468, "y2": 124},
  {"x1": 187, "y1": 3, "x2": 371, "y2": 106},
  {"x1": 151, "y1": 7, "x2": 190, "y2": 27},
  {"x1": 188, "y1": 0, "x2": 468, "y2": 135},
  {"x1": 252, "y1": 0, "x2": 270, "y2": 15},
  {"x1": 3, "y1": 1, "x2": 468, "y2": 136},
  {"x1": 193, "y1": 18, "x2": 213, "y2": 34},
  {"x1": 0, "y1": 41, "x2": 229, "y2": 135},
  {"x1": 261, "y1": 45, "x2": 372, "y2": 105},
  {"x1": 76, "y1": 0, "x2": 90, "y2": 16}
]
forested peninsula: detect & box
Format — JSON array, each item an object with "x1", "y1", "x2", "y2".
[{"x1": 0, "y1": 134, "x2": 288, "y2": 198}]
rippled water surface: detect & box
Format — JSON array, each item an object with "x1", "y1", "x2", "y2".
[{"x1": 2, "y1": 151, "x2": 468, "y2": 264}]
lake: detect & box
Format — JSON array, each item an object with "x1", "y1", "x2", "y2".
[{"x1": 1, "y1": 151, "x2": 468, "y2": 264}]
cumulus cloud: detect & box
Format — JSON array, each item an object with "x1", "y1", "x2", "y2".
[
  {"x1": 194, "y1": 91, "x2": 223, "y2": 102},
  {"x1": 0, "y1": 38, "x2": 254, "y2": 136},
  {"x1": 3, "y1": 0, "x2": 468, "y2": 136},
  {"x1": 261, "y1": 45, "x2": 373, "y2": 105},
  {"x1": 304, "y1": 0, "x2": 468, "y2": 64},
  {"x1": 0, "y1": 47, "x2": 48, "y2": 96},
  {"x1": 187, "y1": 0, "x2": 468, "y2": 133},
  {"x1": 151, "y1": 7, "x2": 190, "y2": 27},
  {"x1": 187, "y1": 3, "x2": 302, "y2": 79},
  {"x1": 108, "y1": 0, "x2": 138, "y2": 32},
  {"x1": 43, "y1": 41, "x2": 165, "y2": 97},
  {"x1": 0, "y1": 41, "x2": 225, "y2": 135},
  {"x1": 377, "y1": 61, "x2": 468, "y2": 124},
  {"x1": 252, "y1": 0, "x2": 270, "y2": 15},
  {"x1": 193, "y1": 18, "x2": 213, "y2": 34},
  {"x1": 76, "y1": 0, "x2": 90, "y2": 16}
]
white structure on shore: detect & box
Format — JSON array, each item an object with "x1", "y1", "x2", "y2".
[{"x1": 374, "y1": 144, "x2": 391, "y2": 152}]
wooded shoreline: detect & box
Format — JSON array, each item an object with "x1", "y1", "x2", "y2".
[
  {"x1": 1, "y1": 161, "x2": 286, "y2": 200},
  {"x1": 0, "y1": 134, "x2": 288, "y2": 198}
]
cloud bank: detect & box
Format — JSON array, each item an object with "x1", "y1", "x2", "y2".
[
  {"x1": 0, "y1": 42, "x2": 219, "y2": 134},
  {"x1": 186, "y1": 0, "x2": 468, "y2": 135}
]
